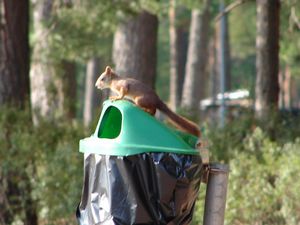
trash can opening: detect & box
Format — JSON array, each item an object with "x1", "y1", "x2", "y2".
[{"x1": 98, "y1": 106, "x2": 122, "y2": 139}]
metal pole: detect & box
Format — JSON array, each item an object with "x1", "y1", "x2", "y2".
[
  {"x1": 219, "y1": 0, "x2": 226, "y2": 127},
  {"x1": 203, "y1": 163, "x2": 229, "y2": 225}
]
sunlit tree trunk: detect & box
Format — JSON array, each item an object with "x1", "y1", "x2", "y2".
[
  {"x1": 255, "y1": 0, "x2": 280, "y2": 119},
  {"x1": 30, "y1": 0, "x2": 56, "y2": 123},
  {"x1": 169, "y1": 2, "x2": 189, "y2": 111},
  {"x1": 181, "y1": 0, "x2": 211, "y2": 118},
  {"x1": 290, "y1": 77, "x2": 300, "y2": 109},
  {"x1": 215, "y1": 9, "x2": 231, "y2": 92},
  {"x1": 169, "y1": 0, "x2": 179, "y2": 110},
  {"x1": 279, "y1": 65, "x2": 291, "y2": 110},
  {"x1": 113, "y1": 11, "x2": 158, "y2": 89},
  {"x1": 209, "y1": 38, "x2": 218, "y2": 102},
  {"x1": 84, "y1": 57, "x2": 102, "y2": 127},
  {"x1": 30, "y1": 0, "x2": 77, "y2": 123}
]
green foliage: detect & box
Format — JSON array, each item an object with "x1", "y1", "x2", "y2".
[
  {"x1": 280, "y1": 1, "x2": 300, "y2": 76},
  {"x1": 225, "y1": 130, "x2": 300, "y2": 225},
  {"x1": 192, "y1": 113, "x2": 300, "y2": 225},
  {"x1": 230, "y1": 55, "x2": 256, "y2": 93},
  {"x1": 47, "y1": 0, "x2": 163, "y2": 63},
  {"x1": 205, "y1": 111, "x2": 255, "y2": 163},
  {"x1": 34, "y1": 123, "x2": 84, "y2": 222},
  {"x1": 0, "y1": 108, "x2": 86, "y2": 224},
  {"x1": 225, "y1": 128, "x2": 285, "y2": 225},
  {"x1": 227, "y1": 0, "x2": 300, "y2": 82},
  {"x1": 190, "y1": 183, "x2": 206, "y2": 225},
  {"x1": 11, "y1": 0, "x2": 300, "y2": 224},
  {"x1": 276, "y1": 140, "x2": 300, "y2": 225},
  {"x1": 177, "y1": 0, "x2": 202, "y2": 11},
  {"x1": 228, "y1": 2, "x2": 256, "y2": 59},
  {"x1": 0, "y1": 108, "x2": 36, "y2": 224},
  {"x1": 228, "y1": 1, "x2": 256, "y2": 92},
  {"x1": 1, "y1": 110, "x2": 300, "y2": 224},
  {"x1": 49, "y1": 2, "x2": 116, "y2": 62}
]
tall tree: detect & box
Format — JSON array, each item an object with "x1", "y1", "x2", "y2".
[
  {"x1": 84, "y1": 57, "x2": 102, "y2": 127},
  {"x1": 112, "y1": 11, "x2": 158, "y2": 89},
  {"x1": 61, "y1": 60, "x2": 77, "y2": 119},
  {"x1": 290, "y1": 77, "x2": 300, "y2": 108},
  {"x1": 0, "y1": 1, "x2": 37, "y2": 224},
  {"x1": 215, "y1": 2, "x2": 231, "y2": 93},
  {"x1": 181, "y1": 0, "x2": 211, "y2": 118},
  {"x1": 176, "y1": 24, "x2": 189, "y2": 104},
  {"x1": 0, "y1": 0, "x2": 30, "y2": 108},
  {"x1": 279, "y1": 65, "x2": 291, "y2": 110},
  {"x1": 30, "y1": 0, "x2": 56, "y2": 122},
  {"x1": 169, "y1": 0, "x2": 180, "y2": 110},
  {"x1": 255, "y1": 0, "x2": 280, "y2": 119},
  {"x1": 30, "y1": 0, "x2": 77, "y2": 123},
  {"x1": 208, "y1": 38, "x2": 218, "y2": 103},
  {"x1": 169, "y1": 1, "x2": 189, "y2": 111}
]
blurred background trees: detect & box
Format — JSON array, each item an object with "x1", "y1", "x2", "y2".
[
  {"x1": 255, "y1": 0, "x2": 280, "y2": 119},
  {"x1": 181, "y1": 0, "x2": 211, "y2": 119},
  {"x1": 1, "y1": 0, "x2": 300, "y2": 224},
  {"x1": 112, "y1": 10, "x2": 158, "y2": 88},
  {"x1": 0, "y1": 0, "x2": 30, "y2": 108}
]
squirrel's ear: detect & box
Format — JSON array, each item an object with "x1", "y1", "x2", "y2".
[{"x1": 105, "y1": 66, "x2": 112, "y2": 74}]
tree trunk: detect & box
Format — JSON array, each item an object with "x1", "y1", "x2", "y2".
[
  {"x1": 215, "y1": 4, "x2": 231, "y2": 92},
  {"x1": 169, "y1": 2, "x2": 189, "y2": 111},
  {"x1": 0, "y1": 1, "x2": 37, "y2": 225},
  {"x1": 61, "y1": 60, "x2": 77, "y2": 119},
  {"x1": 290, "y1": 77, "x2": 300, "y2": 109},
  {"x1": 30, "y1": 0, "x2": 77, "y2": 123},
  {"x1": 279, "y1": 65, "x2": 291, "y2": 110},
  {"x1": 176, "y1": 26, "x2": 188, "y2": 104},
  {"x1": 209, "y1": 38, "x2": 218, "y2": 102},
  {"x1": 181, "y1": 0, "x2": 211, "y2": 118},
  {"x1": 112, "y1": 11, "x2": 158, "y2": 89},
  {"x1": 0, "y1": 0, "x2": 30, "y2": 108},
  {"x1": 30, "y1": 0, "x2": 56, "y2": 123},
  {"x1": 255, "y1": 0, "x2": 280, "y2": 119},
  {"x1": 169, "y1": 0, "x2": 179, "y2": 110},
  {"x1": 205, "y1": 38, "x2": 219, "y2": 125},
  {"x1": 84, "y1": 57, "x2": 102, "y2": 127}
]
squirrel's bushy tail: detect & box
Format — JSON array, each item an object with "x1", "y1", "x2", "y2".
[{"x1": 157, "y1": 101, "x2": 200, "y2": 137}]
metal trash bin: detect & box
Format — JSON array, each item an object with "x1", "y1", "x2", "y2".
[{"x1": 76, "y1": 100, "x2": 203, "y2": 225}]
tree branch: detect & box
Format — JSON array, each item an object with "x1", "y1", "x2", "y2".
[
  {"x1": 290, "y1": 6, "x2": 300, "y2": 30},
  {"x1": 214, "y1": 0, "x2": 253, "y2": 22}
]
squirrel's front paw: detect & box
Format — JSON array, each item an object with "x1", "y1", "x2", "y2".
[{"x1": 109, "y1": 96, "x2": 120, "y2": 101}]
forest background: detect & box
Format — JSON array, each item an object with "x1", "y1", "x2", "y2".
[{"x1": 1, "y1": 0, "x2": 300, "y2": 224}]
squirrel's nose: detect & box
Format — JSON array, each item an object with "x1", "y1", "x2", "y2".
[{"x1": 95, "y1": 80, "x2": 99, "y2": 87}]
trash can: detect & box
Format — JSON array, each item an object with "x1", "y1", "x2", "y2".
[{"x1": 76, "y1": 100, "x2": 204, "y2": 225}]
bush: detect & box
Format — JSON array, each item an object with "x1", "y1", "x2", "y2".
[
  {"x1": 192, "y1": 113, "x2": 300, "y2": 225},
  {"x1": 276, "y1": 139, "x2": 300, "y2": 225},
  {"x1": 2, "y1": 108, "x2": 299, "y2": 225},
  {"x1": 225, "y1": 128, "x2": 285, "y2": 225},
  {"x1": 0, "y1": 108, "x2": 85, "y2": 224}
]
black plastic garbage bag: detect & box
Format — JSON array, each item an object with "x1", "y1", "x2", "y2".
[{"x1": 76, "y1": 152, "x2": 203, "y2": 225}]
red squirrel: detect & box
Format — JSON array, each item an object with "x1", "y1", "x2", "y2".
[{"x1": 95, "y1": 66, "x2": 201, "y2": 137}]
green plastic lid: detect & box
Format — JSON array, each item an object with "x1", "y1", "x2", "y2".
[{"x1": 79, "y1": 100, "x2": 199, "y2": 156}]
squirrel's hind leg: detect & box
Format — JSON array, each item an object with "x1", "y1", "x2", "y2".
[
  {"x1": 134, "y1": 96, "x2": 156, "y2": 116},
  {"x1": 142, "y1": 107, "x2": 156, "y2": 115}
]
